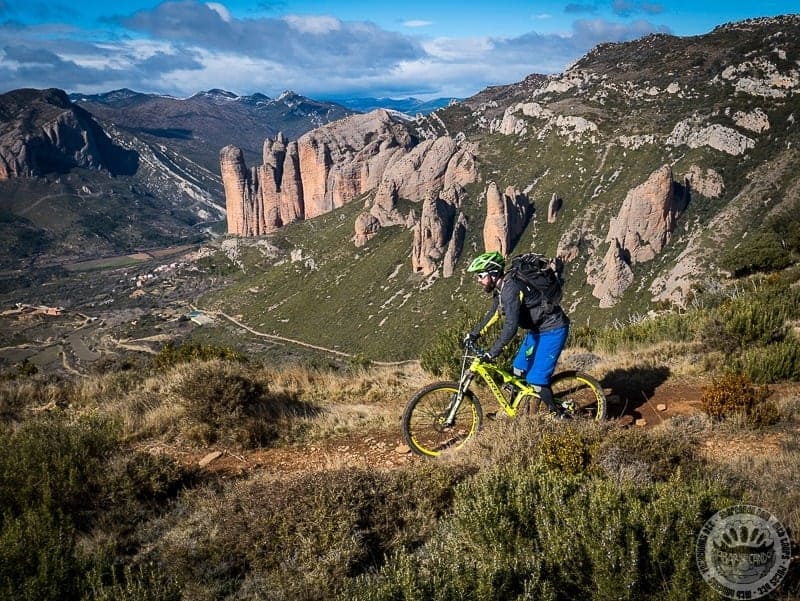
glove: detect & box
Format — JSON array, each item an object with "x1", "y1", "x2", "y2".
[
  {"x1": 462, "y1": 333, "x2": 477, "y2": 348},
  {"x1": 480, "y1": 352, "x2": 494, "y2": 363}
]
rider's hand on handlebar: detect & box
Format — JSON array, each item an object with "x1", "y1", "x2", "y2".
[
  {"x1": 479, "y1": 352, "x2": 494, "y2": 363},
  {"x1": 462, "y1": 332, "x2": 477, "y2": 348}
]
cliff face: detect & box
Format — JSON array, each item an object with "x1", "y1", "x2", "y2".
[
  {"x1": 584, "y1": 165, "x2": 686, "y2": 307},
  {"x1": 0, "y1": 88, "x2": 138, "y2": 179},
  {"x1": 221, "y1": 108, "x2": 479, "y2": 258},
  {"x1": 482, "y1": 181, "x2": 532, "y2": 256},
  {"x1": 221, "y1": 110, "x2": 415, "y2": 235}
]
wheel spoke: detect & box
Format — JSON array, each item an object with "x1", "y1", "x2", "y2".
[
  {"x1": 550, "y1": 371, "x2": 607, "y2": 420},
  {"x1": 402, "y1": 383, "x2": 482, "y2": 457}
]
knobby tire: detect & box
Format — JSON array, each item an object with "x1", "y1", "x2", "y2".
[
  {"x1": 550, "y1": 370, "x2": 607, "y2": 420},
  {"x1": 401, "y1": 381, "x2": 483, "y2": 457}
]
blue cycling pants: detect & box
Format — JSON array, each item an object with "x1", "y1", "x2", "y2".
[{"x1": 512, "y1": 325, "x2": 569, "y2": 386}]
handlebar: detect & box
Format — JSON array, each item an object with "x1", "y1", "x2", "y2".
[{"x1": 464, "y1": 341, "x2": 491, "y2": 362}]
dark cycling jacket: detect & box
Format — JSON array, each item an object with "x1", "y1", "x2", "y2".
[{"x1": 470, "y1": 276, "x2": 569, "y2": 359}]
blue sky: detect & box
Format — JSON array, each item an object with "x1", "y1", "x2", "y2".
[{"x1": 0, "y1": 0, "x2": 797, "y2": 100}]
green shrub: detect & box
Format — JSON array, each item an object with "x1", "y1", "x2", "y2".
[
  {"x1": 175, "y1": 362, "x2": 313, "y2": 447},
  {"x1": 595, "y1": 424, "x2": 702, "y2": 484},
  {"x1": 537, "y1": 430, "x2": 593, "y2": 475},
  {"x1": 0, "y1": 414, "x2": 120, "y2": 521},
  {"x1": 107, "y1": 451, "x2": 197, "y2": 508},
  {"x1": 568, "y1": 310, "x2": 705, "y2": 354},
  {"x1": 767, "y1": 203, "x2": 800, "y2": 254},
  {"x1": 701, "y1": 278, "x2": 800, "y2": 383},
  {"x1": 703, "y1": 296, "x2": 788, "y2": 352},
  {"x1": 0, "y1": 414, "x2": 180, "y2": 600},
  {"x1": 419, "y1": 309, "x2": 519, "y2": 379},
  {"x1": 734, "y1": 336, "x2": 800, "y2": 383},
  {"x1": 0, "y1": 505, "x2": 79, "y2": 601},
  {"x1": 343, "y1": 466, "x2": 733, "y2": 601},
  {"x1": 721, "y1": 231, "x2": 794, "y2": 277},
  {"x1": 157, "y1": 463, "x2": 472, "y2": 600},
  {"x1": 419, "y1": 310, "x2": 477, "y2": 378},
  {"x1": 152, "y1": 341, "x2": 246, "y2": 371},
  {"x1": 567, "y1": 324, "x2": 598, "y2": 350}
]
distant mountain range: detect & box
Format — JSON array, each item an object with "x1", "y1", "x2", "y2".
[
  {"x1": 321, "y1": 96, "x2": 459, "y2": 115},
  {"x1": 68, "y1": 88, "x2": 357, "y2": 172}
]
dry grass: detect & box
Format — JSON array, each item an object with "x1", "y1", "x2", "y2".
[
  {"x1": 698, "y1": 390, "x2": 800, "y2": 536},
  {"x1": 52, "y1": 360, "x2": 428, "y2": 450}
]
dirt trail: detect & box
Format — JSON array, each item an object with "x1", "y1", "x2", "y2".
[{"x1": 170, "y1": 378, "x2": 717, "y2": 479}]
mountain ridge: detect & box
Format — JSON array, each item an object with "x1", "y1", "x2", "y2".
[
  {"x1": 1, "y1": 14, "x2": 799, "y2": 363},
  {"x1": 204, "y1": 13, "x2": 800, "y2": 360}
]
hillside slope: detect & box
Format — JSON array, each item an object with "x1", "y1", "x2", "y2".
[{"x1": 204, "y1": 15, "x2": 800, "y2": 360}]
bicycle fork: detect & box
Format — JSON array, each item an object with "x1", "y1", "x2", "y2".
[{"x1": 443, "y1": 372, "x2": 475, "y2": 426}]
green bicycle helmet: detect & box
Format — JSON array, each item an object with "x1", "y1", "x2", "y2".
[{"x1": 467, "y1": 251, "x2": 505, "y2": 274}]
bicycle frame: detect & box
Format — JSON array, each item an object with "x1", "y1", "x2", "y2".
[
  {"x1": 444, "y1": 344, "x2": 538, "y2": 425},
  {"x1": 403, "y1": 346, "x2": 606, "y2": 457}
]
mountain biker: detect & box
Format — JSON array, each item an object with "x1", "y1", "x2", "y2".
[{"x1": 463, "y1": 250, "x2": 570, "y2": 416}]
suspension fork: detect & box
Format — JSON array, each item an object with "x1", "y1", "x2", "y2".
[{"x1": 443, "y1": 371, "x2": 475, "y2": 426}]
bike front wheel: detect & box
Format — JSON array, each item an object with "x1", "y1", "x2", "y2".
[
  {"x1": 401, "y1": 381, "x2": 483, "y2": 457},
  {"x1": 551, "y1": 371, "x2": 607, "y2": 420}
]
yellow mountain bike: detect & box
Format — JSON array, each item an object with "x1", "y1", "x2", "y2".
[{"x1": 402, "y1": 342, "x2": 607, "y2": 457}]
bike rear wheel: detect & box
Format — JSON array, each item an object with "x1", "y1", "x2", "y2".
[
  {"x1": 550, "y1": 371, "x2": 607, "y2": 420},
  {"x1": 401, "y1": 381, "x2": 483, "y2": 457}
]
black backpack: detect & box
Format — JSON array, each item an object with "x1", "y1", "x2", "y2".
[{"x1": 504, "y1": 253, "x2": 564, "y2": 313}]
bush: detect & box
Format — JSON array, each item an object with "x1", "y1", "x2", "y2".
[
  {"x1": 701, "y1": 278, "x2": 800, "y2": 383},
  {"x1": 152, "y1": 341, "x2": 246, "y2": 371},
  {"x1": 0, "y1": 412, "x2": 199, "y2": 600},
  {"x1": 594, "y1": 424, "x2": 702, "y2": 484},
  {"x1": 419, "y1": 310, "x2": 477, "y2": 378},
  {"x1": 0, "y1": 414, "x2": 120, "y2": 521},
  {"x1": 0, "y1": 505, "x2": 79, "y2": 601},
  {"x1": 537, "y1": 430, "x2": 593, "y2": 475},
  {"x1": 735, "y1": 336, "x2": 800, "y2": 383},
  {"x1": 156, "y1": 463, "x2": 472, "y2": 600},
  {"x1": 721, "y1": 231, "x2": 793, "y2": 277},
  {"x1": 343, "y1": 466, "x2": 733, "y2": 601},
  {"x1": 700, "y1": 373, "x2": 779, "y2": 427},
  {"x1": 107, "y1": 451, "x2": 197, "y2": 508},
  {"x1": 420, "y1": 309, "x2": 519, "y2": 379},
  {"x1": 702, "y1": 296, "x2": 787, "y2": 352},
  {"x1": 175, "y1": 362, "x2": 315, "y2": 447}
]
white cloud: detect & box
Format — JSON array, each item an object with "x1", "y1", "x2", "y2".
[
  {"x1": 402, "y1": 20, "x2": 433, "y2": 28},
  {"x1": 283, "y1": 15, "x2": 342, "y2": 35},
  {"x1": 205, "y1": 3, "x2": 232, "y2": 23},
  {"x1": 423, "y1": 36, "x2": 495, "y2": 61}
]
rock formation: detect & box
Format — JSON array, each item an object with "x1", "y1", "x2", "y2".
[
  {"x1": 353, "y1": 212, "x2": 381, "y2": 247},
  {"x1": 0, "y1": 88, "x2": 137, "y2": 179},
  {"x1": 547, "y1": 193, "x2": 561, "y2": 223},
  {"x1": 219, "y1": 145, "x2": 262, "y2": 236},
  {"x1": 667, "y1": 120, "x2": 755, "y2": 156},
  {"x1": 412, "y1": 190, "x2": 456, "y2": 275},
  {"x1": 590, "y1": 165, "x2": 684, "y2": 305},
  {"x1": 221, "y1": 108, "x2": 481, "y2": 241},
  {"x1": 682, "y1": 165, "x2": 724, "y2": 198},
  {"x1": 482, "y1": 181, "x2": 531, "y2": 255},
  {"x1": 222, "y1": 110, "x2": 414, "y2": 235},
  {"x1": 443, "y1": 212, "x2": 468, "y2": 278},
  {"x1": 606, "y1": 165, "x2": 680, "y2": 263},
  {"x1": 592, "y1": 239, "x2": 635, "y2": 309}
]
